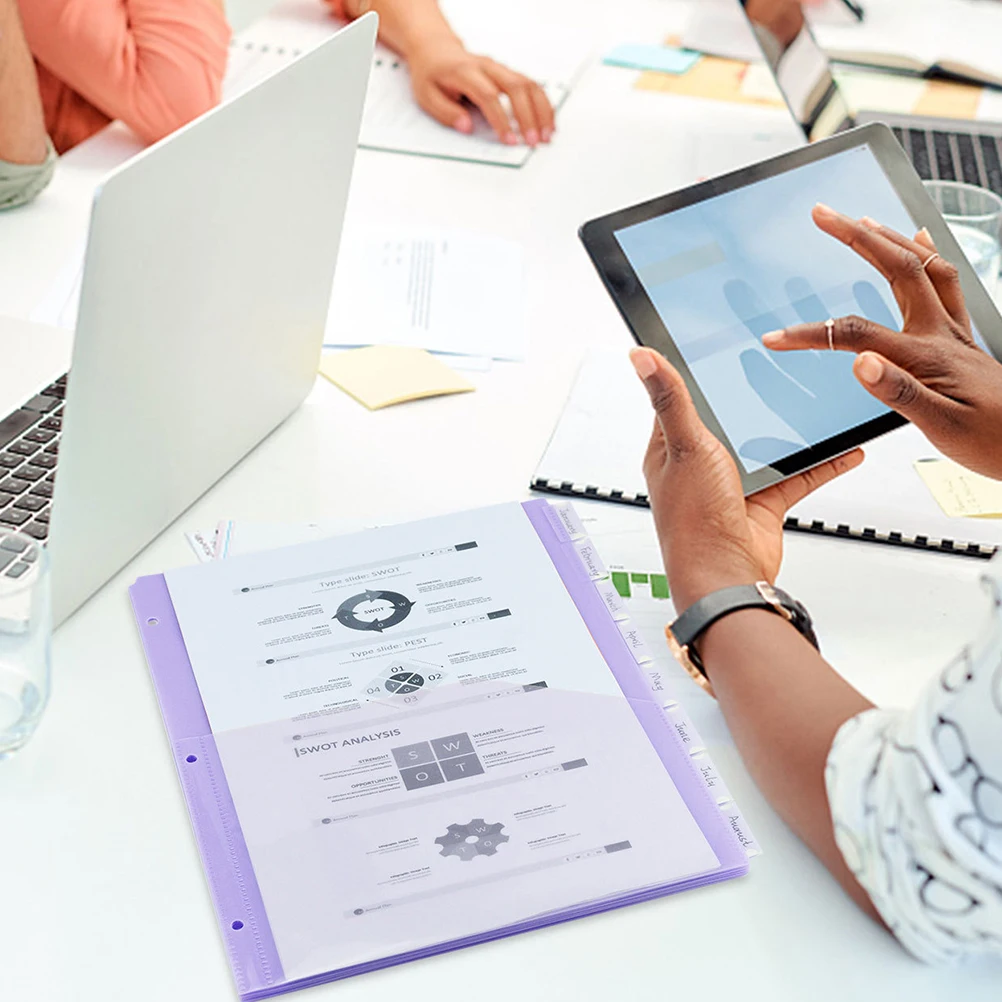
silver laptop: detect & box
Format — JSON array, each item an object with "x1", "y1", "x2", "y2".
[
  {"x1": 738, "y1": 0, "x2": 1002, "y2": 194},
  {"x1": 0, "y1": 14, "x2": 376, "y2": 625}
]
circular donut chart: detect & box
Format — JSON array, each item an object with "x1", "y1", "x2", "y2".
[
  {"x1": 384, "y1": 671, "x2": 425, "y2": 695},
  {"x1": 334, "y1": 590, "x2": 414, "y2": 633}
]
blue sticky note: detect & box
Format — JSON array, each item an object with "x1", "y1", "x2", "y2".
[{"x1": 603, "y1": 43, "x2": 700, "y2": 75}]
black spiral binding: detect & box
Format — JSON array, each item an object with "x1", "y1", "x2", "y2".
[{"x1": 529, "y1": 478, "x2": 997, "y2": 560}]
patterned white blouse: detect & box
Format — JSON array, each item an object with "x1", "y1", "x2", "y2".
[{"x1": 826, "y1": 563, "x2": 1002, "y2": 963}]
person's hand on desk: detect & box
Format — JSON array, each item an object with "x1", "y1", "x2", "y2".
[
  {"x1": 763, "y1": 205, "x2": 1002, "y2": 480},
  {"x1": 334, "y1": 0, "x2": 554, "y2": 146}
]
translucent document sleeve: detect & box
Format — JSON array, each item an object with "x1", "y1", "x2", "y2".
[{"x1": 132, "y1": 500, "x2": 747, "y2": 998}]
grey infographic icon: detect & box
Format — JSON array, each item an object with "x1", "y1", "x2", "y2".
[
  {"x1": 334, "y1": 590, "x2": 414, "y2": 632},
  {"x1": 435, "y1": 819, "x2": 509, "y2": 861},
  {"x1": 385, "y1": 670, "x2": 424, "y2": 694}
]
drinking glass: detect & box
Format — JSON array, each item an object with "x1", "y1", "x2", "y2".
[
  {"x1": 0, "y1": 530, "x2": 51, "y2": 758},
  {"x1": 923, "y1": 179, "x2": 1002, "y2": 299}
]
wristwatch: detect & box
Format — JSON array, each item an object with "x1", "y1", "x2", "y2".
[{"x1": 665, "y1": 582, "x2": 819, "y2": 698}]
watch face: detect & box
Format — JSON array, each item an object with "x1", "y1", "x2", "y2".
[{"x1": 665, "y1": 628, "x2": 716, "y2": 699}]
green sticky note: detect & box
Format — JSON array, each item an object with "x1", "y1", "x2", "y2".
[
  {"x1": 611, "y1": 571, "x2": 631, "y2": 598},
  {"x1": 630, "y1": 573, "x2": 649, "y2": 584},
  {"x1": 651, "y1": 574, "x2": 670, "y2": 599}
]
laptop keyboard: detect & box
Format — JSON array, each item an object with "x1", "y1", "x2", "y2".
[
  {"x1": 892, "y1": 125, "x2": 1002, "y2": 197},
  {"x1": 0, "y1": 375, "x2": 65, "y2": 556}
]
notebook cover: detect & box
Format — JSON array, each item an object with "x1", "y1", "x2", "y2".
[{"x1": 130, "y1": 499, "x2": 747, "y2": 999}]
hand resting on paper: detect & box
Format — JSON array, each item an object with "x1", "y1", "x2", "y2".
[
  {"x1": 762, "y1": 204, "x2": 1002, "y2": 480},
  {"x1": 334, "y1": 0, "x2": 555, "y2": 146}
]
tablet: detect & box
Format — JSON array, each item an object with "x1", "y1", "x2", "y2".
[{"x1": 579, "y1": 123, "x2": 1002, "y2": 495}]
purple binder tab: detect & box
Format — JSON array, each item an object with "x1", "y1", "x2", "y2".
[{"x1": 130, "y1": 501, "x2": 746, "y2": 999}]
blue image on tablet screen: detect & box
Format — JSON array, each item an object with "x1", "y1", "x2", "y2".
[{"x1": 614, "y1": 145, "x2": 914, "y2": 474}]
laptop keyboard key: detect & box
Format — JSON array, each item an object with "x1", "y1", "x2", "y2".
[
  {"x1": 14, "y1": 466, "x2": 46, "y2": 482},
  {"x1": 6, "y1": 561, "x2": 31, "y2": 577},
  {"x1": 22, "y1": 523, "x2": 48, "y2": 540},
  {"x1": 0, "y1": 477, "x2": 31, "y2": 495},
  {"x1": 7, "y1": 440, "x2": 39, "y2": 457},
  {"x1": 43, "y1": 442, "x2": 58, "y2": 455},
  {"x1": 955, "y1": 133, "x2": 982, "y2": 185},
  {"x1": 0, "y1": 454, "x2": 23, "y2": 469},
  {"x1": 29, "y1": 482, "x2": 53, "y2": 498},
  {"x1": 932, "y1": 132, "x2": 956, "y2": 180},
  {"x1": 0, "y1": 409, "x2": 39, "y2": 450},
  {"x1": 909, "y1": 130, "x2": 932, "y2": 178},
  {"x1": 980, "y1": 136, "x2": 1002, "y2": 195},
  {"x1": 0, "y1": 508, "x2": 31, "y2": 526},
  {"x1": 23, "y1": 395, "x2": 60, "y2": 414},
  {"x1": 30, "y1": 454, "x2": 56, "y2": 470},
  {"x1": 14, "y1": 495, "x2": 45, "y2": 512},
  {"x1": 24, "y1": 429, "x2": 55, "y2": 444},
  {"x1": 40, "y1": 416, "x2": 61, "y2": 431},
  {"x1": 0, "y1": 551, "x2": 15, "y2": 573}
]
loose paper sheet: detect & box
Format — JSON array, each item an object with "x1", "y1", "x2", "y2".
[
  {"x1": 326, "y1": 227, "x2": 526, "y2": 361},
  {"x1": 319, "y1": 345, "x2": 474, "y2": 410},
  {"x1": 914, "y1": 458, "x2": 1002, "y2": 518}
]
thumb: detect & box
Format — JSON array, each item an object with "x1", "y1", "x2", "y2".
[
  {"x1": 629, "y1": 348, "x2": 705, "y2": 458},
  {"x1": 854, "y1": 351, "x2": 952, "y2": 426},
  {"x1": 414, "y1": 81, "x2": 474, "y2": 133}
]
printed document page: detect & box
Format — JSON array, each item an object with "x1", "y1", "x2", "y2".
[
  {"x1": 326, "y1": 226, "x2": 526, "y2": 360},
  {"x1": 164, "y1": 503, "x2": 719, "y2": 980}
]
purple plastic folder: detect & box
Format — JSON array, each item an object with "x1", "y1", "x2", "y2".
[{"x1": 129, "y1": 499, "x2": 748, "y2": 999}]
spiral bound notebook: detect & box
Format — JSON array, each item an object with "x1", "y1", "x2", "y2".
[
  {"x1": 130, "y1": 499, "x2": 750, "y2": 999},
  {"x1": 224, "y1": 8, "x2": 574, "y2": 168},
  {"x1": 531, "y1": 351, "x2": 1002, "y2": 559}
]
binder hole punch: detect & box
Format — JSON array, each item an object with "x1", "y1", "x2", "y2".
[
  {"x1": 147, "y1": 617, "x2": 159, "y2": 626},
  {"x1": 231, "y1": 920, "x2": 244, "y2": 930},
  {"x1": 185, "y1": 754, "x2": 198, "y2": 763}
]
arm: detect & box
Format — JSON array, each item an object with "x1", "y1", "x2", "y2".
[
  {"x1": 0, "y1": 0, "x2": 47, "y2": 163},
  {"x1": 336, "y1": 0, "x2": 554, "y2": 145},
  {"x1": 20, "y1": 0, "x2": 230, "y2": 146},
  {"x1": 630, "y1": 347, "x2": 881, "y2": 918},
  {"x1": 0, "y1": 0, "x2": 55, "y2": 208},
  {"x1": 629, "y1": 208, "x2": 1002, "y2": 951}
]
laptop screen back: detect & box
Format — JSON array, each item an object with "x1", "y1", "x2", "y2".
[{"x1": 739, "y1": 0, "x2": 854, "y2": 141}]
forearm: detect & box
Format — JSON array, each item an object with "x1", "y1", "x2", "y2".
[
  {"x1": 343, "y1": 0, "x2": 461, "y2": 58},
  {"x1": 0, "y1": 0, "x2": 48, "y2": 164},
  {"x1": 20, "y1": 0, "x2": 230, "y2": 145},
  {"x1": 699, "y1": 608, "x2": 882, "y2": 921}
]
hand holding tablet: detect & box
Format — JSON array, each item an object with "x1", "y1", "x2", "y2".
[{"x1": 580, "y1": 123, "x2": 1002, "y2": 495}]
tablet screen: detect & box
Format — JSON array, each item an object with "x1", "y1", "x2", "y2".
[{"x1": 613, "y1": 145, "x2": 913, "y2": 474}]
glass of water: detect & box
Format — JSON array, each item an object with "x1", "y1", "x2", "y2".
[
  {"x1": 0, "y1": 530, "x2": 51, "y2": 759},
  {"x1": 923, "y1": 180, "x2": 1002, "y2": 299}
]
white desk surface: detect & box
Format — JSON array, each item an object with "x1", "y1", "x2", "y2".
[{"x1": 1, "y1": 1, "x2": 1000, "y2": 999}]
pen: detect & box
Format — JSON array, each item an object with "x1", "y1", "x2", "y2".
[{"x1": 839, "y1": 0, "x2": 865, "y2": 22}]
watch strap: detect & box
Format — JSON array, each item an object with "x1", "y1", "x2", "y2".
[{"x1": 670, "y1": 582, "x2": 818, "y2": 678}]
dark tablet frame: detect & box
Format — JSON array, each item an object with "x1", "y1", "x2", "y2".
[{"x1": 579, "y1": 123, "x2": 1002, "y2": 496}]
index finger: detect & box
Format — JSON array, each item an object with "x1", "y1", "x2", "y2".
[{"x1": 812, "y1": 203, "x2": 945, "y2": 323}]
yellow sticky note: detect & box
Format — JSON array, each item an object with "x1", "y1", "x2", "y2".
[
  {"x1": 318, "y1": 345, "x2": 474, "y2": 410},
  {"x1": 914, "y1": 458, "x2": 1002, "y2": 518}
]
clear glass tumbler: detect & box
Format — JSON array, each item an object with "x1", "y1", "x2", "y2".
[
  {"x1": 0, "y1": 530, "x2": 51, "y2": 759},
  {"x1": 923, "y1": 179, "x2": 1002, "y2": 299}
]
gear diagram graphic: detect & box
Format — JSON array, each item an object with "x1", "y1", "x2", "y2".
[
  {"x1": 434, "y1": 819, "x2": 509, "y2": 861},
  {"x1": 334, "y1": 590, "x2": 414, "y2": 633}
]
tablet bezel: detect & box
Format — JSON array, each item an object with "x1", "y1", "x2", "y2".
[{"x1": 579, "y1": 123, "x2": 1002, "y2": 496}]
